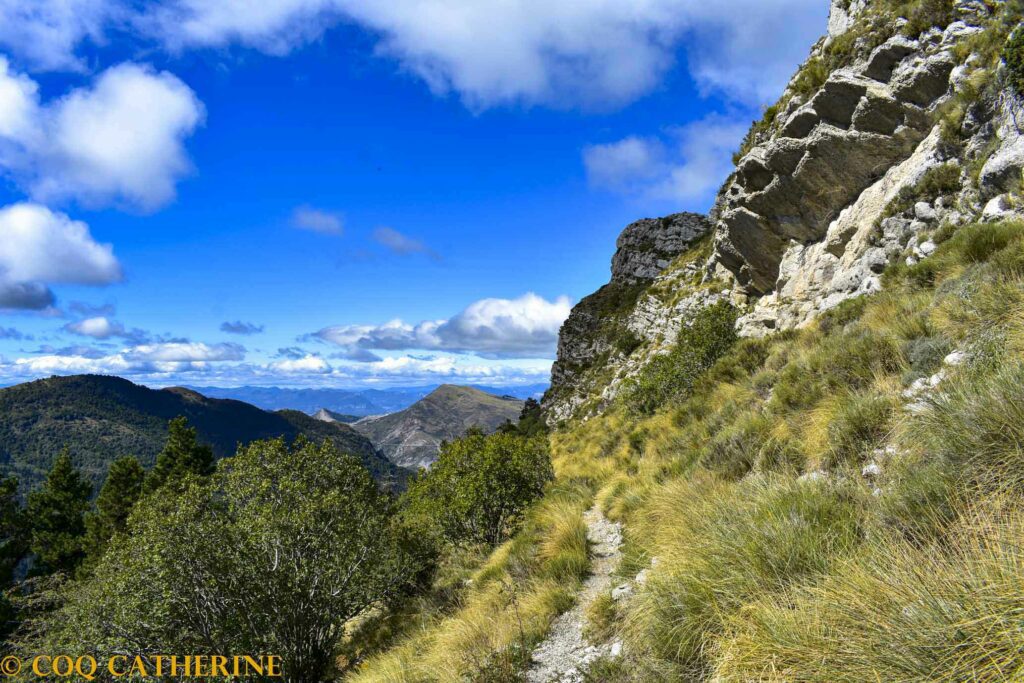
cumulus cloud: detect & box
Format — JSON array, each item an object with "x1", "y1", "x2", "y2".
[
  {"x1": 1, "y1": 1, "x2": 824, "y2": 110},
  {"x1": 584, "y1": 114, "x2": 751, "y2": 206},
  {"x1": 270, "y1": 354, "x2": 331, "y2": 374},
  {"x1": 0, "y1": 203, "x2": 122, "y2": 284},
  {"x1": 62, "y1": 315, "x2": 152, "y2": 343},
  {"x1": 290, "y1": 205, "x2": 343, "y2": 235},
  {"x1": 311, "y1": 292, "x2": 571, "y2": 358},
  {"x1": 124, "y1": 342, "x2": 245, "y2": 362},
  {"x1": 0, "y1": 58, "x2": 204, "y2": 211},
  {"x1": 220, "y1": 320, "x2": 264, "y2": 335},
  {"x1": 0, "y1": 0, "x2": 116, "y2": 71},
  {"x1": 63, "y1": 316, "x2": 126, "y2": 339},
  {"x1": 0, "y1": 203, "x2": 122, "y2": 310}
]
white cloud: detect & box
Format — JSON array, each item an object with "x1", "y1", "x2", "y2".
[
  {"x1": 125, "y1": 342, "x2": 245, "y2": 362},
  {"x1": 311, "y1": 292, "x2": 571, "y2": 358},
  {"x1": 0, "y1": 0, "x2": 115, "y2": 71},
  {"x1": 0, "y1": 203, "x2": 121, "y2": 310},
  {"x1": 0, "y1": 59, "x2": 204, "y2": 211},
  {"x1": 0, "y1": 57, "x2": 38, "y2": 139},
  {"x1": 584, "y1": 114, "x2": 750, "y2": 206},
  {"x1": 0, "y1": 347, "x2": 554, "y2": 387},
  {"x1": 583, "y1": 136, "x2": 667, "y2": 194},
  {"x1": 64, "y1": 316, "x2": 125, "y2": 339},
  {"x1": 270, "y1": 354, "x2": 331, "y2": 373},
  {"x1": 290, "y1": 205, "x2": 343, "y2": 235},
  {"x1": 0, "y1": 1, "x2": 825, "y2": 110},
  {"x1": 0, "y1": 203, "x2": 122, "y2": 283}
]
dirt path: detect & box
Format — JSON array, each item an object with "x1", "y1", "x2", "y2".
[{"x1": 526, "y1": 504, "x2": 623, "y2": 683}]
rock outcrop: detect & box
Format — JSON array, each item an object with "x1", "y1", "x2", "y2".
[
  {"x1": 544, "y1": 0, "x2": 1024, "y2": 422},
  {"x1": 544, "y1": 213, "x2": 713, "y2": 422},
  {"x1": 610, "y1": 213, "x2": 709, "y2": 283},
  {"x1": 713, "y1": 22, "x2": 967, "y2": 295}
]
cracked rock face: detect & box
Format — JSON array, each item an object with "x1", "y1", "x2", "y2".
[
  {"x1": 610, "y1": 213, "x2": 709, "y2": 283},
  {"x1": 543, "y1": 213, "x2": 712, "y2": 422},
  {"x1": 714, "y1": 30, "x2": 960, "y2": 294}
]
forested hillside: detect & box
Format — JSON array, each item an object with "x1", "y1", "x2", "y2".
[{"x1": 0, "y1": 375, "x2": 400, "y2": 489}]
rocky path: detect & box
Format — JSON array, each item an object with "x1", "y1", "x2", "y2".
[{"x1": 526, "y1": 504, "x2": 623, "y2": 683}]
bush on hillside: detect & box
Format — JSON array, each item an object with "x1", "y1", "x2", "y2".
[
  {"x1": 405, "y1": 432, "x2": 554, "y2": 547},
  {"x1": 622, "y1": 301, "x2": 739, "y2": 416},
  {"x1": 1004, "y1": 25, "x2": 1024, "y2": 95},
  {"x1": 27, "y1": 438, "x2": 420, "y2": 683}
]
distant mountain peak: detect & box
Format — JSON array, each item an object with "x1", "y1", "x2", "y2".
[{"x1": 352, "y1": 385, "x2": 524, "y2": 470}]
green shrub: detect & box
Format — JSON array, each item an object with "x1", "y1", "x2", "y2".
[
  {"x1": 754, "y1": 435, "x2": 806, "y2": 475},
  {"x1": 816, "y1": 295, "x2": 869, "y2": 334},
  {"x1": 771, "y1": 329, "x2": 904, "y2": 411},
  {"x1": 622, "y1": 301, "x2": 738, "y2": 415},
  {"x1": 791, "y1": 56, "x2": 830, "y2": 98},
  {"x1": 898, "y1": 0, "x2": 955, "y2": 37},
  {"x1": 902, "y1": 335, "x2": 951, "y2": 380},
  {"x1": 28, "y1": 438, "x2": 419, "y2": 683},
  {"x1": 1004, "y1": 25, "x2": 1024, "y2": 95},
  {"x1": 876, "y1": 454, "x2": 959, "y2": 545},
  {"x1": 405, "y1": 432, "x2": 554, "y2": 546},
  {"x1": 898, "y1": 221, "x2": 1024, "y2": 288},
  {"x1": 880, "y1": 163, "x2": 961, "y2": 223}
]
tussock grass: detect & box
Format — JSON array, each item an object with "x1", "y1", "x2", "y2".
[
  {"x1": 623, "y1": 475, "x2": 863, "y2": 677},
  {"x1": 910, "y1": 361, "x2": 1024, "y2": 491},
  {"x1": 715, "y1": 500, "x2": 1024, "y2": 682}
]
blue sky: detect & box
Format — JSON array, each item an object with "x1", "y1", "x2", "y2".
[{"x1": 0, "y1": 0, "x2": 827, "y2": 388}]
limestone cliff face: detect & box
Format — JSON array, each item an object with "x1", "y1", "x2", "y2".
[
  {"x1": 544, "y1": 213, "x2": 715, "y2": 422},
  {"x1": 544, "y1": 0, "x2": 1024, "y2": 422}
]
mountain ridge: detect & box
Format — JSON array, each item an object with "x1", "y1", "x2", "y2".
[
  {"x1": 0, "y1": 374, "x2": 402, "y2": 491},
  {"x1": 352, "y1": 384, "x2": 524, "y2": 470}
]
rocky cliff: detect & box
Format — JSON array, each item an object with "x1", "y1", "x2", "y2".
[{"x1": 544, "y1": 0, "x2": 1024, "y2": 422}]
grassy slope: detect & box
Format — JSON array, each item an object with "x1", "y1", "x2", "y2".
[
  {"x1": 352, "y1": 217, "x2": 1024, "y2": 680},
  {"x1": 0, "y1": 375, "x2": 401, "y2": 489}
]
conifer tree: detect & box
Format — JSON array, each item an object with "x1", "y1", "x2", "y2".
[
  {"x1": 84, "y1": 457, "x2": 145, "y2": 565},
  {"x1": 26, "y1": 451, "x2": 91, "y2": 576},
  {"x1": 0, "y1": 476, "x2": 27, "y2": 585},
  {"x1": 145, "y1": 416, "x2": 215, "y2": 492}
]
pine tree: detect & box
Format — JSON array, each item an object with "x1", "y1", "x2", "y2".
[
  {"x1": 26, "y1": 451, "x2": 91, "y2": 576},
  {"x1": 145, "y1": 416, "x2": 215, "y2": 492},
  {"x1": 0, "y1": 476, "x2": 28, "y2": 584},
  {"x1": 84, "y1": 457, "x2": 145, "y2": 565}
]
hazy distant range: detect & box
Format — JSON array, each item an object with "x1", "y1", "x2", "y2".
[{"x1": 185, "y1": 383, "x2": 549, "y2": 417}]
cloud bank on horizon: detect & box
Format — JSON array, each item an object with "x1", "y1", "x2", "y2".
[{"x1": 0, "y1": 0, "x2": 828, "y2": 387}]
